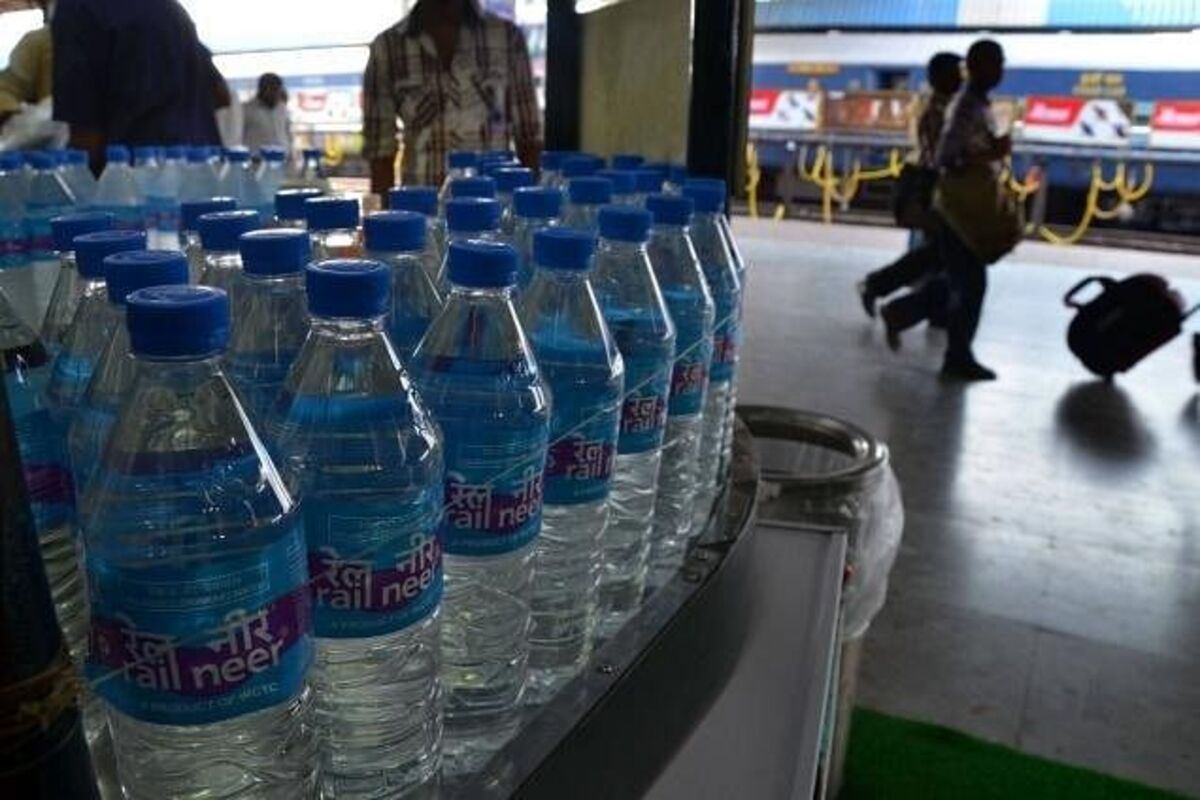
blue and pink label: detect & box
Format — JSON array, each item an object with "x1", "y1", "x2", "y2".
[
  {"x1": 545, "y1": 419, "x2": 618, "y2": 505},
  {"x1": 709, "y1": 320, "x2": 740, "y2": 384},
  {"x1": 86, "y1": 520, "x2": 312, "y2": 726},
  {"x1": 440, "y1": 433, "x2": 547, "y2": 556},
  {"x1": 668, "y1": 350, "x2": 710, "y2": 416},
  {"x1": 4, "y1": 354, "x2": 76, "y2": 533},
  {"x1": 305, "y1": 498, "x2": 443, "y2": 638},
  {"x1": 617, "y1": 353, "x2": 670, "y2": 455}
]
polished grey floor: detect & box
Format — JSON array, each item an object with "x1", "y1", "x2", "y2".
[{"x1": 733, "y1": 219, "x2": 1200, "y2": 797}]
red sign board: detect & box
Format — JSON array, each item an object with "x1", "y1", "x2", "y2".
[
  {"x1": 1021, "y1": 96, "x2": 1130, "y2": 146},
  {"x1": 1149, "y1": 100, "x2": 1200, "y2": 149}
]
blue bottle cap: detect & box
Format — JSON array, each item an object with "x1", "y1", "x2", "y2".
[
  {"x1": 646, "y1": 193, "x2": 694, "y2": 226},
  {"x1": 480, "y1": 160, "x2": 520, "y2": 177},
  {"x1": 197, "y1": 209, "x2": 261, "y2": 251},
  {"x1": 132, "y1": 146, "x2": 158, "y2": 164},
  {"x1": 180, "y1": 197, "x2": 237, "y2": 232},
  {"x1": 667, "y1": 163, "x2": 690, "y2": 184},
  {"x1": 45, "y1": 148, "x2": 68, "y2": 165},
  {"x1": 74, "y1": 230, "x2": 147, "y2": 278},
  {"x1": 611, "y1": 153, "x2": 645, "y2": 170},
  {"x1": 561, "y1": 155, "x2": 602, "y2": 178},
  {"x1": 239, "y1": 229, "x2": 311, "y2": 276},
  {"x1": 633, "y1": 169, "x2": 664, "y2": 194},
  {"x1": 447, "y1": 150, "x2": 478, "y2": 170},
  {"x1": 65, "y1": 149, "x2": 89, "y2": 165},
  {"x1": 304, "y1": 196, "x2": 359, "y2": 231},
  {"x1": 540, "y1": 150, "x2": 574, "y2": 171},
  {"x1": 483, "y1": 149, "x2": 515, "y2": 161},
  {"x1": 598, "y1": 206, "x2": 651, "y2": 243},
  {"x1": 204, "y1": 145, "x2": 223, "y2": 159},
  {"x1": 568, "y1": 177, "x2": 613, "y2": 205},
  {"x1": 127, "y1": 285, "x2": 230, "y2": 359},
  {"x1": 447, "y1": 240, "x2": 518, "y2": 288},
  {"x1": 225, "y1": 147, "x2": 251, "y2": 163},
  {"x1": 27, "y1": 151, "x2": 55, "y2": 170},
  {"x1": 388, "y1": 186, "x2": 438, "y2": 217},
  {"x1": 104, "y1": 250, "x2": 190, "y2": 305},
  {"x1": 305, "y1": 259, "x2": 390, "y2": 318},
  {"x1": 105, "y1": 145, "x2": 130, "y2": 164},
  {"x1": 260, "y1": 146, "x2": 286, "y2": 162},
  {"x1": 534, "y1": 228, "x2": 595, "y2": 271},
  {"x1": 446, "y1": 197, "x2": 501, "y2": 233},
  {"x1": 682, "y1": 178, "x2": 727, "y2": 213},
  {"x1": 162, "y1": 145, "x2": 186, "y2": 160},
  {"x1": 449, "y1": 175, "x2": 497, "y2": 200},
  {"x1": 596, "y1": 169, "x2": 637, "y2": 195},
  {"x1": 0, "y1": 152, "x2": 21, "y2": 170},
  {"x1": 493, "y1": 167, "x2": 535, "y2": 193},
  {"x1": 512, "y1": 186, "x2": 562, "y2": 219},
  {"x1": 303, "y1": 147, "x2": 322, "y2": 159},
  {"x1": 363, "y1": 210, "x2": 426, "y2": 253},
  {"x1": 642, "y1": 161, "x2": 670, "y2": 177},
  {"x1": 51, "y1": 211, "x2": 114, "y2": 251},
  {"x1": 274, "y1": 187, "x2": 323, "y2": 221},
  {"x1": 185, "y1": 147, "x2": 208, "y2": 163}
]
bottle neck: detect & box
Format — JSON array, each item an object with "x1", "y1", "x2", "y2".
[
  {"x1": 309, "y1": 316, "x2": 386, "y2": 340},
  {"x1": 448, "y1": 283, "x2": 514, "y2": 302},
  {"x1": 598, "y1": 237, "x2": 647, "y2": 256}
]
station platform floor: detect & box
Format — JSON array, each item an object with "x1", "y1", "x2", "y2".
[{"x1": 732, "y1": 218, "x2": 1200, "y2": 796}]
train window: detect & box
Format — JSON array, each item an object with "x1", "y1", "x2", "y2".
[{"x1": 877, "y1": 70, "x2": 911, "y2": 91}]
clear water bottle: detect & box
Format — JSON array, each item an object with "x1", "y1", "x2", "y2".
[
  {"x1": 538, "y1": 150, "x2": 571, "y2": 189},
  {"x1": 68, "y1": 250, "x2": 190, "y2": 503},
  {"x1": 590, "y1": 206, "x2": 675, "y2": 634},
  {"x1": 83, "y1": 284, "x2": 318, "y2": 799},
  {"x1": 518, "y1": 229, "x2": 623, "y2": 700},
  {"x1": 92, "y1": 145, "x2": 145, "y2": 231},
  {"x1": 197, "y1": 209, "x2": 260, "y2": 296},
  {"x1": 179, "y1": 196, "x2": 237, "y2": 281},
  {"x1": 272, "y1": 259, "x2": 444, "y2": 799},
  {"x1": 295, "y1": 147, "x2": 330, "y2": 192},
  {"x1": 389, "y1": 185, "x2": 444, "y2": 268},
  {"x1": 410, "y1": 240, "x2": 549, "y2": 774},
  {"x1": 493, "y1": 167, "x2": 535, "y2": 235},
  {"x1": 179, "y1": 147, "x2": 221, "y2": 202},
  {"x1": 144, "y1": 146, "x2": 185, "y2": 249},
  {"x1": 45, "y1": 230, "x2": 147, "y2": 425},
  {"x1": 274, "y1": 187, "x2": 322, "y2": 229},
  {"x1": 131, "y1": 146, "x2": 161, "y2": 197},
  {"x1": 363, "y1": 210, "x2": 443, "y2": 358},
  {"x1": 24, "y1": 151, "x2": 77, "y2": 324},
  {"x1": 448, "y1": 175, "x2": 497, "y2": 201},
  {"x1": 224, "y1": 229, "x2": 311, "y2": 426},
  {"x1": 596, "y1": 169, "x2": 638, "y2": 205},
  {"x1": 644, "y1": 195, "x2": 713, "y2": 587},
  {"x1": 62, "y1": 149, "x2": 98, "y2": 206},
  {"x1": 611, "y1": 154, "x2": 645, "y2": 170},
  {"x1": 42, "y1": 211, "x2": 115, "y2": 356},
  {"x1": 560, "y1": 155, "x2": 603, "y2": 180},
  {"x1": 437, "y1": 150, "x2": 478, "y2": 213},
  {"x1": 682, "y1": 179, "x2": 742, "y2": 528},
  {"x1": 562, "y1": 177, "x2": 612, "y2": 235},
  {"x1": 663, "y1": 164, "x2": 690, "y2": 195},
  {"x1": 436, "y1": 197, "x2": 502, "y2": 289},
  {"x1": 632, "y1": 169, "x2": 664, "y2": 205},
  {"x1": 512, "y1": 187, "x2": 562, "y2": 290},
  {"x1": 0, "y1": 154, "x2": 29, "y2": 318},
  {"x1": 220, "y1": 147, "x2": 272, "y2": 221},
  {"x1": 258, "y1": 146, "x2": 288, "y2": 200},
  {"x1": 305, "y1": 196, "x2": 361, "y2": 260}
]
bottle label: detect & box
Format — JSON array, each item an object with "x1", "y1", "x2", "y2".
[
  {"x1": 667, "y1": 308, "x2": 713, "y2": 417},
  {"x1": 545, "y1": 406, "x2": 619, "y2": 505},
  {"x1": 0, "y1": 229, "x2": 27, "y2": 267},
  {"x1": 440, "y1": 430, "x2": 548, "y2": 556},
  {"x1": 86, "y1": 519, "x2": 312, "y2": 726},
  {"x1": 305, "y1": 498, "x2": 443, "y2": 638},
  {"x1": 709, "y1": 318, "x2": 740, "y2": 383},
  {"x1": 617, "y1": 353, "x2": 669, "y2": 455},
  {"x1": 4, "y1": 352, "x2": 76, "y2": 532}
]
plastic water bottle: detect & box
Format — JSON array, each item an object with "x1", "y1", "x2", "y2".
[
  {"x1": 224, "y1": 229, "x2": 311, "y2": 425},
  {"x1": 179, "y1": 147, "x2": 221, "y2": 202},
  {"x1": 0, "y1": 155, "x2": 32, "y2": 329},
  {"x1": 410, "y1": 240, "x2": 550, "y2": 774},
  {"x1": 25, "y1": 151, "x2": 77, "y2": 324},
  {"x1": 589, "y1": 207, "x2": 675, "y2": 634},
  {"x1": 92, "y1": 145, "x2": 145, "y2": 231},
  {"x1": 389, "y1": 185, "x2": 444, "y2": 268},
  {"x1": 363, "y1": 210, "x2": 443, "y2": 358},
  {"x1": 131, "y1": 146, "x2": 160, "y2": 196},
  {"x1": 274, "y1": 187, "x2": 322, "y2": 229},
  {"x1": 493, "y1": 167, "x2": 535, "y2": 234},
  {"x1": 45, "y1": 230, "x2": 147, "y2": 424},
  {"x1": 438, "y1": 151, "x2": 479, "y2": 213},
  {"x1": 295, "y1": 147, "x2": 330, "y2": 192},
  {"x1": 143, "y1": 146, "x2": 185, "y2": 249},
  {"x1": 512, "y1": 187, "x2": 562, "y2": 290},
  {"x1": 563, "y1": 177, "x2": 612, "y2": 235},
  {"x1": 632, "y1": 169, "x2": 664, "y2": 205},
  {"x1": 305, "y1": 196, "x2": 361, "y2": 260},
  {"x1": 518, "y1": 229, "x2": 623, "y2": 700},
  {"x1": 538, "y1": 150, "x2": 570, "y2": 188},
  {"x1": 272, "y1": 259, "x2": 444, "y2": 798},
  {"x1": 611, "y1": 154, "x2": 645, "y2": 170},
  {"x1": 682, "y1": 179, "x2": 742, "y2": 527},
  {"x1": 448, "y1": 175, "x2": 496, "y2": 201},
  {"x1": 258, "y1": 146, "x2": 288, "y2": 200},
  {"x1": 560, "y1": 155, "x2": 603, "y2": 180},
  {"x1": 61, "y1": 149, "x2": 98, "y2": 206},
  {"x1": 663, "y1": 164, "x2": 690, "y2": 195},
  {"x1": 197, "y1": 209, "x2": 260, "y2": 296},
  {"x1": 82, "y1": 284, "x2": 318, "y2": 799},
  {"x1": 596, "y1": 169, "x2": 638, "y2": 205},
  {"x1": 179, "y1": 196, "x2": 237, "y2": 281},
  {"x1": 436, "y1": 197, "x2": 502, "y2": 289},
  {"x1": 68, "y1": 250, "x2": 190, "y2": 503},
  {"x1": 41, "y1": 211, "x2": 114, "y2": 356},
  {"x1": 220, "y1": 147, "x2": 272, "y2": 221},
  {"x1": 644, "y1": 194, "x2": 713, "y2": 587}
]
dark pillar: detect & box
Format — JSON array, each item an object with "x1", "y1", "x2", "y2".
[
  {"x1": 545, "y1": 0, "x2": 582, "y2": 151},
  {"x1": 687, "y1": 0, "x2": 753, "y2": 188}
]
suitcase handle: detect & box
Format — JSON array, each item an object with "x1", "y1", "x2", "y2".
[{"x1": 1063, "y1": 276, "x2": 1115, "y2": 309}]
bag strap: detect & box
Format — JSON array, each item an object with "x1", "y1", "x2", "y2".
[
  {"x1": 1063, "y1": 276, "x2": 1115, "y2": 309},
  {"x1": 1183, "y1": 303, "x2": 1200, "y2": 321}
]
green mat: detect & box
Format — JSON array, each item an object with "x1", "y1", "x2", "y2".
[{"x1": 841, "y1": 708, "x2": 1187, "y2": 800}]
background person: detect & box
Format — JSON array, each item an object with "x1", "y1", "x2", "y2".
[
  {"x1": 242, "y1": 72, "x2": 291, "y2": 154},
  {"x1": 361, "y1": 0, "x2": 542, "y2": 195},
  {"x1": 0, "y1": 0, "x2": 53, "y2": 128}
]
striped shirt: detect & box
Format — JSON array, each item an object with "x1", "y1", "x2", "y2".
[{"x1": 361, "y1": 1, "x2": 541, "y2": 187}]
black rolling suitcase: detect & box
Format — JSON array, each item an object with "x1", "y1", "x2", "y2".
[{"x1": 1063, "y1": 274, "x2": 1197, "y2": 378}]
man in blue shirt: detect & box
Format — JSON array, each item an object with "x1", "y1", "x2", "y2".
[{"x1": 51, "y1": 0, "x2": 227, "y2": 174}]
